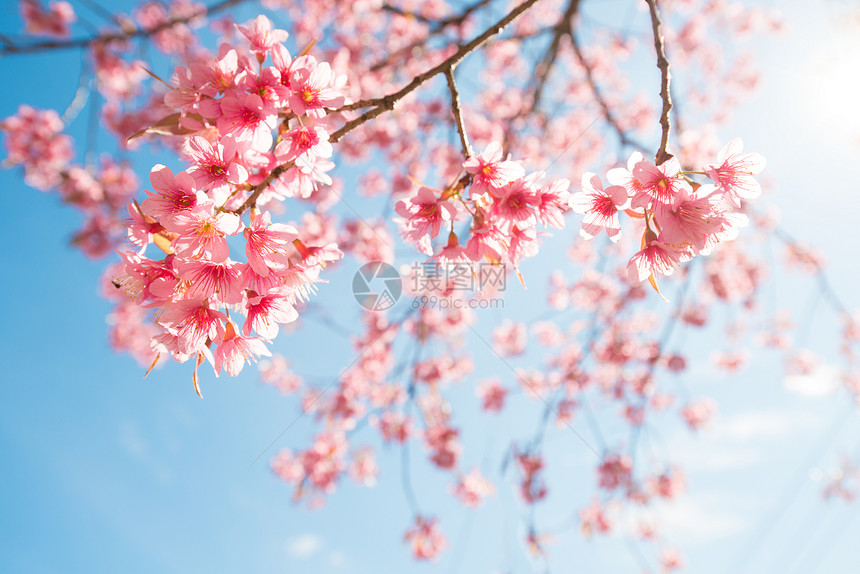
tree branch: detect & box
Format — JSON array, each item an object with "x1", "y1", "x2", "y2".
[
  {"x1": 229, "y1": 0, "x2": 541, "y2": 215},
  {"x1": 0, "y1": 0, "x2": 249, "y2": 55},
  {"x1": 369, "y1": 0, "x2": 497, "y2": 73},
  {"x1": 233, "y1": 160, "x2": 297, "y2": 215},
  {"x1": 569, "y1": 25, "x2": 648, "y2": 152},
  {"x1": 232, "y1": 0, "x2": 541, "y2": 216},
  {"x1": 645, "y1": 0, "x2": 673, "y2": 164},
  {"x1": 328, "y1": 0, "x2": 542, "y2": 146},
  {"x1": 528, "y1": 0, "x2": 580, "y2": 114},
  {"x1": 382, "y1": 0, "x2": 495, "y2": 29},
  {"x1": 445, "y1": 67, "x2": 472, "y2": 158}
]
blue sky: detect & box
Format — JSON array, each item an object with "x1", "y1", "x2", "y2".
[{"x1": 2, "y1": 0, "x2": 860, "y2": 573}]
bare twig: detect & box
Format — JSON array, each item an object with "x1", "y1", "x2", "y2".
[
  {"x1": 772, "y1": 225, "x2": 850, "y2": 317},
  {"x1": 645, "y1": 0, "x2": 673, "y2": 164},
  {"x1": 445, "y1": 67, "x2": 472, "y2": 158},
  {"x1": 369, "y1": 0, "x2": 496, "y2": 73},
  {"x1": 233, "y1": 160, "x2": 296, "y2": 215},
  {"x1": 382, "y1": 0, "x2": 495, "y2": 28},
  {"x1": 0, "y1": 0, "x2": 248, "y2": 55},
  {"x1": 234, "y1": 0, "x2": 542, "y2": 215},
  {"x1": 330, "y1": 0, "x2": 541, "y2": 146},
  {"x1": 529, "y1": 0, "x2": 580, "y2": 114},
  {"x1": 569, "y1": 26, "x2": 648, "y2": 152}
]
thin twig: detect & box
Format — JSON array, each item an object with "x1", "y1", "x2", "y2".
[
  {"x1": 645, "y1": 0, "x2": 673, "y2": 164},
  {"x1": 529, "y1": 0, "x2": 580, "y2": 114},
  {"x1": 772, "y1": 225, "x2": 850, "y2": 317},
  {"x1": 445, "y1": 67, "x2": 472, "y2": 158},
  {"x1": 0, "y1": 0, "x2": 248, "y2": 55},
  {"x1": 233, "y1": 160, "x2": 296, "y2": 215},
  {"x1": 382, "y1": 0, "x2": 495, "y2": 28},
  {"x1": 370, "y1": 0, "x2": 496, "y2": 72},
  {"x1": 330, "y1": 0, "x2": 542, "y2": 145},
  {"x1": 569, "y1": 26, "x2": 648, "y2": 152}
]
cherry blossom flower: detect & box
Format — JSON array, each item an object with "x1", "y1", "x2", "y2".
[
  {"x1": 580, "y1": 498, "x2": 613, "y2": 537},
  {"x1": 451, "y1": 468, "x2": 495, "y2": 507},
  {"x1": 707, "y1": 137, "x2": 766, "y2": 207},
  {"x1": 214, "y1": 322, "x2": 271, "y2": 376},
  {"x1": 404, "y1": 516, "x2": 447, "y2": 561},
  {"x1": 184, "y1": 135, "x2": 249, "y2": 200},
  {"x1": 236, "y1": 15, "x2": 289, "y2": 55},
  {"x1": 244, "y1": 287, "x2": 299, "y2": 339},
  {"x1": 20, "y1": 0, "x2": 76, "y2": 38},
  {"x1": 140, "y1": 165, "x2": 200, "y2": 222},
  {"x1": 631, "y1": 157, "x2": 691, "y2": 208},
  {"x1": 214, "y1": 92, "x2": 278, "y2": 150},
  {"x1": 243, "y1": 211, "x2": 298, "y2": 276},
  {"x1": 287, "y1": 55, "x2": 345, "y2": 117},
  {"x1": 570, "y1": 173, "x2": 628, "y2": 242},
  {"x1": 627, "y1": 231, "x2": 682, "y2": 284},
  {"x1": 158, "y1": 299, "x2": 228, "y2": 355},
  {"x1": 395, "y1": 187, "x2": 456, "y2": 244},
  {"x1": 463, "y1": 141, "x2": 525, "y2": 193},
  {"x1": 163, "y1": 206, "x2": 243, "y2": 262}
]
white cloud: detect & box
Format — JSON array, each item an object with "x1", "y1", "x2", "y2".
[
  {"x1": 287, "y1": 534, "x2": 323, "y2": 559},
  {"x1": 784, "y1": 364, "x2": 840, "y2": 397},
  {"x1": 654, "y1": 491, "x2": 750, "y2": 544},
  {"x1": 681, "y1": 446, "x2": 762, "y2": 472},
  {"x1": 712, "y1": 410, "x2": 816, "y2": 442},
  {"x1": 329, "y1": 551, "x2": 346, "y2": 568}
]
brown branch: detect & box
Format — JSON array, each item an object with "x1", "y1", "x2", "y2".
[
  {"x1": 645, "y1": 0, "x2": 673, "y2": 165},
  {"x1": 382, "y1": 0, "x2": 495, "y2": 28},
  {"x1": 568, "y1": 26, "x2": 648, "y2": 152},
  {"x1": 231, "y1": 0, "x2": 541, "y2": 216},
  {"x1": 329, "y1": 0, "x2": 542, "y2": 145},
  {"x1": 233, "y1": 160, "x2": 297, "y2": 216},
  {"x1": 445, "y1": 67, "x2": 472, "y2": 158},
  {"x1": 369, "y1": 0, "x2": 497, "y2": 73},
  {"x1": 772, "y1": 225, "x2": 850, "y2": 317},
  {"x1": 529, "y1": 0, "x2": 580, "y2": 114},
  {"x1": 0, "y1": 0, "x2": 249, "y2": 55}
]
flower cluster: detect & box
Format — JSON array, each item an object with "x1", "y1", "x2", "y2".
[
  {"x1": 0, "y1": 106, "x2": 138, "y2": 258},
  {"x1": 571, "y1": 138, "x2": 765, "y2": 294},
  {"x1": 404, "y1": 515, "x2": 447, "y2": 561},
  {"x1": 109, "y1": 15, "x2": 348, "y2": 392},
  {"x1": 3, "y1": 0, "x2": 843, "y2": 569},
  {"x1": 395, "y1": 140, "x2": 570, "y2": 276},
  {"x1": 20, "y1": 0, "x2": 75, "y2": 38}
]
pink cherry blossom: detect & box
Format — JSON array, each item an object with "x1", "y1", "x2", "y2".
[
  {"x1": 244, "y1": 287, "x2": 299, "y2": 339},
  {"x1": 140, "y1": 164, "x2": 200, "y2": 222},
  {"x1": 707, "y1": 137, "x2": 767, "y2": 207},
  {"x1": 236, "y1": 15, "x2": 289, "y2": 56},
  {"x1": 395, "y1": 187, "x2": 456, "y2": 244},
  {"x1": 463, "y1": 141, "x2": 525, "y2": 192},
  {"x1": 404, "y1": 516, "x2": 447, "y2": 561},
  {"x1": 184, "y1": 135, "x2": 249, "y2": 198},
  {"x1": 631, "y1": 157, "x2": 691, "y2": 208},
  {"x1": 214, "y1": 322, "x2": 271, "y2": 376},
  {"x1": 20, "y1": 0, "x2": 75, "y2": 38},
  {"x1": 287, "y1": 55, "x2": 345, "y2": 117},
  {"x1": 163, "y1": 206, "x2": 243, "y2": 262},
  {"x1": 570, "y1": 173, "x2": 628, "y2": 242},
  {"x1": 451, "y1": 468, "x2": 495, "y2": 507},
  {"x1": 215, "y1": 92, "x2": 277, "y2": 150},
  {"x1": 627, "y1": 232, "x2": 682, "y2": 284},
  {"x1": 158, "y1": 299, "x2": 228, "y2": 355},
  {"x1": 243, "y1": 211, "x2": 298, "y2": 276}
]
